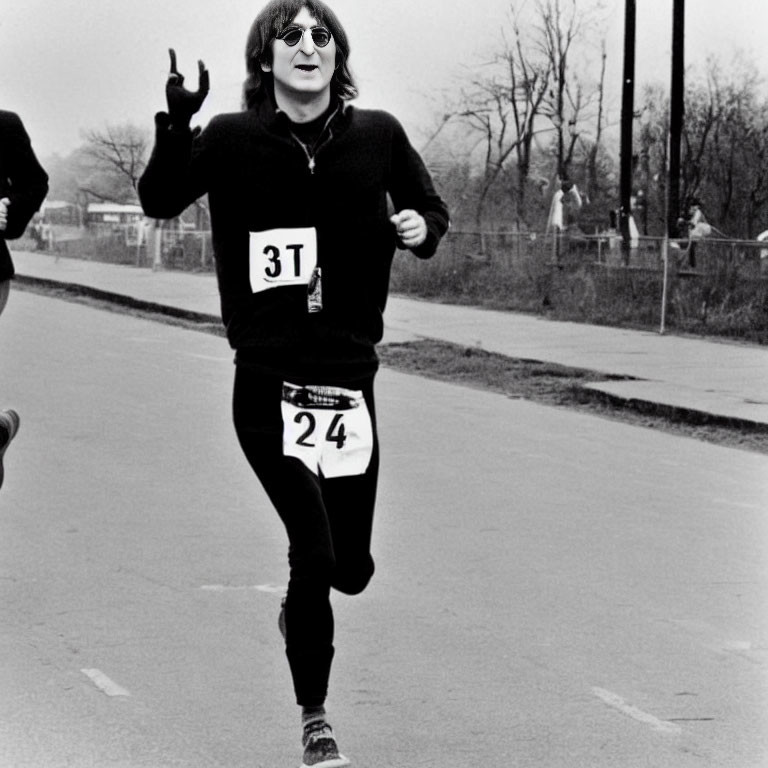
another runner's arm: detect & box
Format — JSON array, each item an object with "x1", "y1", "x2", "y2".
[
  {"x1": 2, "y1": 113, "x2": 48, "y2": 239},
  {"x1": 388, "y1": 116, "x2": 450, "y2": 260},
  {"x1": 138, "y1": 50, "x2": 210, "y2": 220}
]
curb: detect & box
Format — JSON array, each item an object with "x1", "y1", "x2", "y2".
[
  {"x1": 15, "y1": 272, "x2": 767, "y2": 436},
  {"x1": 15, "y1": 274, "x2": 223, "y2": 331},
  {"x1": 576, "y1": 383, "x2": 768, "y2": 434}
]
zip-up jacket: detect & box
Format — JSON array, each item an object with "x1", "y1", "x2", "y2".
[{"x1": 138, "y1": 96, "x2": 450, "y2": 383}]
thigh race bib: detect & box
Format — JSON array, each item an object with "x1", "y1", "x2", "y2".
[
  {"x1": 249, "y1": 227, "x2": 317, "y2": 294},
  {"x1": 281, "y1": 382, "x2": 374, "y2": 478}
]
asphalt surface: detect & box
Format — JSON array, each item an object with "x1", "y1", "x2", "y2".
[
  {"x1": 11, "y1": 250, "x2": 768, "y2": 429},
  {"x1": 1, "y1": 254, "x2": 767, "y2": 767}
]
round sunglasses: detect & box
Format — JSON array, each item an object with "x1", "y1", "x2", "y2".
[{"x1": 276, "y1": 25, "x2": 332, "y2": 48}]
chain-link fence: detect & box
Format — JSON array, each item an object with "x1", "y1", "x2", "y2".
[
  {"x1": 41, "y1": 223, "x2": 214, "y2": 272},
  {"x1": 390, "y1": 230, "x2": 768, "y2": 342}
]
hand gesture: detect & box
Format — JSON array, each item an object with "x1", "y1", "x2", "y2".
[
  {"x1": 390, "y1": 209, "x2": 427, "y2": 248},
  {"x1": 166, "y1": 48, "x2": 210, "y2": 127}
]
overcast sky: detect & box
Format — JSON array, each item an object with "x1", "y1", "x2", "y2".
[{"x1": 3, "y1": 0, "x2": 768, "y2": 159}]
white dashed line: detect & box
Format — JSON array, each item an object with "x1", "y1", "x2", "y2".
[
  {"x1": 184, "y1": 354, "x2": 232, "y2": 362},
  {"x1": 592, "y1": 687, "x2": 682, "y2": 734},
  {"x1": 81, "y1": 669, "x2": 131, "y2": 697},
  {"x1": 200, "y1": 583, "x2": 286, "y2": 593}
]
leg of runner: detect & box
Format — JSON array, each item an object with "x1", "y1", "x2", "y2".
[{"x1": 0, "y1": 280, "x2": 20, "y2": 490}]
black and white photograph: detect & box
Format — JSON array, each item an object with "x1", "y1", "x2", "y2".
[{"x1": 0, "y1": 1, "x2": 767, "y2": 766}]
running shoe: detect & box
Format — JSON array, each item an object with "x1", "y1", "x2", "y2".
[
  {"x1": 300, "y1": 721, "x2": 350, "y2": 768},
  {"x1": 0, "y1": 409, "x2": 20, "y2": 489}
]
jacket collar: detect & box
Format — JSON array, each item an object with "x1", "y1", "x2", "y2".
[{"x1": 254, "y1": 92, "x2": 351, "y2": 135}]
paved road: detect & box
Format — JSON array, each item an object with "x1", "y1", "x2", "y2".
[
  {"x1": 1, "y1": 291, "x2": 766, "y2": 767},
  {"x1": 11, "y1": 250, "x2": 768, "y2": 427}
]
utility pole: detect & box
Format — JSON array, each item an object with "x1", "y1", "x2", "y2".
[
  {"x1": 667, "y1": 0, "x2": 685, "y2": 237},
  {"x1": 660, "y1": 0, "x2": 686, "y2": 335},
  {"x1": 619, "y1": 0, "x2": 636, "y2": 262}
]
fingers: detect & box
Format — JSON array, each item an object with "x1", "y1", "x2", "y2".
[
  {"x1": 167, "y1": 48, "x2": 184, "y2": 88},
  {"x1": 390, "y1": 209, "x2": 427, "y2": 247},
  {"x1": 167, "y1": 50, "x2": 209, "y2": 99},
  {"x1": 197, "y1": 60, "x2": 210, "y2": 96},
  {"x1": 390, "y1": 209, "x2": 419, "y2": 231},
  {"x1": 389, "y1": 210, "x2": 413, "y2": 228}
]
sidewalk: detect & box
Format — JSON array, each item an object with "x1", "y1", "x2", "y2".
[{"x1": 12, "y1": 250, "x2": 768, "y2": 428}]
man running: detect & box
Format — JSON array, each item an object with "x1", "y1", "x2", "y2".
[{"x1": 139, "y1": 2, "x2": 449, "y2": 765}]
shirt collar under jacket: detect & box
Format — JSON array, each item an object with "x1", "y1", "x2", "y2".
[{"x1": 254, "y1": 92, "x2": 351, "y2": 138}]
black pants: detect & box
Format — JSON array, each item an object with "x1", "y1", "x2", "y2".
[{"x1": 232, "y1": 366, "x2": 379, "y2": 707}]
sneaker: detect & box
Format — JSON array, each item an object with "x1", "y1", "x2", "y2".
[
  {"x1": 278, "y1": 596, "x2": 287, "y2": 641},
  {"x1": 300, "y1": 721, "x2": 350, "y2": 768},
  {"x1": 0, "y1": 409, "x2": 20, "y2": 489}
]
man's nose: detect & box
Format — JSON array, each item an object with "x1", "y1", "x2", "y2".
[{"x1": 299, "y1": 29, "x2": 316, "y2": 54}]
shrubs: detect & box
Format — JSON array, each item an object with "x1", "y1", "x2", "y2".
[{"x1": 390, "y1": 232, "x2": 768, "y2": 344}]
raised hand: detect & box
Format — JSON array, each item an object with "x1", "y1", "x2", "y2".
[{"x1": 165, "y1": 48, "x2": 210, "y2": 127}]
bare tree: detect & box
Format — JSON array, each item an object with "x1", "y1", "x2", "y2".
[
  {"x1": 581, "y1": 40, "x2": 608, "y2": 206},
  {"x1": 456, "y1": 78, "x2": 525, "y2": 230},
  {"x1": 444, "y1": 4, "x2": 554, "y2": 231},
  {"x1": 699, "y1": 57, "x2": 768, "y2": 236},
  {"x1": 80, "y1": 123, "x2": 149, "y2": 204},
  {"x1": 536, "y1": 0, "x2": 585, "y2": 178},
  {"x1": 505, "y1": 9, "x2": 552, "y2": 225},
  {"x1": 636, "y1": 53, "x2": 768, "y2": 239}
]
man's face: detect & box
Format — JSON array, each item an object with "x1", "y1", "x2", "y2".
[{"x1": 262, "y1": 6, "x2": 337, "y2": 102}]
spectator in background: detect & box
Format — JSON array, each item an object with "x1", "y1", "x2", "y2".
[
  {"x1": 0, "y1": 110, "x2": 48, "y2": 489},
  {"x1": 547, "y1": 179, "x2": 583, "y2": 234},
  {"x1": 679, "y1": 198, "x2": 711, "y2": 270}
]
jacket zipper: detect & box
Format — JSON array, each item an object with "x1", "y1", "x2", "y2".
[{"x1": 289, "y1": 107, "x2": 339, "y2": 175}]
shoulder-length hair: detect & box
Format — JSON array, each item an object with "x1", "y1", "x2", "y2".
[{"x1": 242, "y1": 0, "x2": 358, "y2": 110}]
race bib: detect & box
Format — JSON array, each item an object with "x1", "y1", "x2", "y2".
[
  {"x1": 249, "y1": 227, "x2": 318, "y2": 294},
  {"x1": 281, "y1": 382, "x2": 374, "y2": 478}
]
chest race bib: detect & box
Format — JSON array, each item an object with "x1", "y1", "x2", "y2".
[
  {"x1": 281, "y1": 382, "x2": 374, "y2": 479},
  {"x1": 249, "y1": 227, "x2": 318, "y2": 294}
]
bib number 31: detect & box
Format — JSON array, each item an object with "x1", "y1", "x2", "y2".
[{"x1": 281, "y1": 382, "x2": 374, "y2": 478}]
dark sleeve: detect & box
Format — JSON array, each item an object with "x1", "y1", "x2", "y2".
[
  {"x1": 138, "y1": 112, "x2": 209, "y2": 220},
  {"x1": 387, "y1": 116, "x2": 450, "y2": 260},
  {"x1": 3, "y1": 113, "x2": 48, "y2": 239}
]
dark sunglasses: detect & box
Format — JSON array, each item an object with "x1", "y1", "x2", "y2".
[{"x1": 276, "y1": 25, "x2": 332, "y2": 48}]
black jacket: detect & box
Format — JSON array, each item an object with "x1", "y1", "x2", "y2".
[
  {"x1": 0, "y1": 110, "x2": 49, "y2": 281},
  {"x1": 139, "y1": 98, "x2": 449, "y2": 382}
]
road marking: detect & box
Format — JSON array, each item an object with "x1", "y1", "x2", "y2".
[
  {"x1": 184, "y1": 353, "x2": 231, "y2": 363},
  {"x1": 592, "y1": 687, "x2": 682, "y2": 734},
  {"x1": 200, "y1": 583, "x2": 286, "y2": 594},
  {"x1": 81, "y1": 669, "x2": 131, "y2": 697}
]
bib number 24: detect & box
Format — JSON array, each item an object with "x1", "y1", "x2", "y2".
[
  {"x1": 294, "y1": 411, "x2": 347, "y2": 450},
  {"x1": 281, "y1": 383, "x2": 374, "y2": 478}
]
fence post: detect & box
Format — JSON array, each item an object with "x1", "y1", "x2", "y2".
[
  {"x1": 152, "y1": 221, "x2": 163, "y2": 271},
  {"x1": 659, "y1": 235, "x2": 669, "y2": 334}
]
